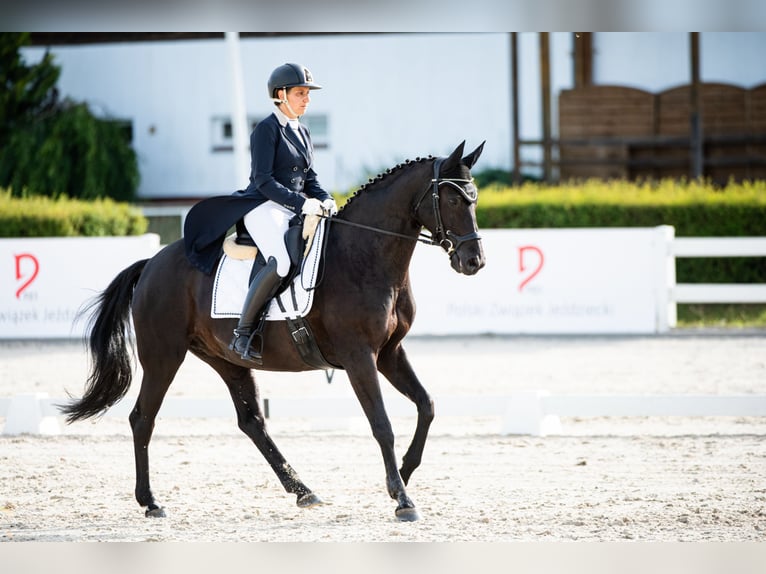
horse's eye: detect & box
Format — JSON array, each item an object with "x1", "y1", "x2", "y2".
[{"x1": 448, "y1": 196, "x2": 460, "y2": 207}]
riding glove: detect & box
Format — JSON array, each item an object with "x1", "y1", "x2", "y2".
[
  {"x1": 301, "y1": 197, "x2": 324, "y2": 216},
  {"x1": 321, "y1": 198, "x2": 338, "y2": 216}
]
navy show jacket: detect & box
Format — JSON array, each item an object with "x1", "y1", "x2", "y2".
[{"x1": 183, "y1": 111, "x2": 331, "y2": 275}]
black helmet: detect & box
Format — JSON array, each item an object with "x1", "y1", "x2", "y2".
[{"x1": 267, "y1": 63, "x2": 322, "y2": 99}]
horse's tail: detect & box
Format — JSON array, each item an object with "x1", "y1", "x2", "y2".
[{"x1": 60, "y1": 258, "x2": 149, "y2": 423}]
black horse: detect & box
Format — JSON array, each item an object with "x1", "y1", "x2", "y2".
[{"x1": 61, "y1": 141, "x2": 486, "y2": 522}]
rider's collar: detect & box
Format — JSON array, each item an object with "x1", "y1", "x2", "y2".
[{"x1": 273, "y1": 106, "x2": 300, "y2": 127}]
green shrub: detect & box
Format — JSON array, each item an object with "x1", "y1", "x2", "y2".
[
  {"x1": 476, "y1": 179, "x2": 766, "y2": 233},
  {"x1": 472, "y1": 168, "x2": 540, "y2": 187},
  {"x1": 0, "y1": 191, "x2": 147, "y2": 237}
]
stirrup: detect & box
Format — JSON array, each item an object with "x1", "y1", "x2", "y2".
[{"x1": 230, "y1": 328, "x2": 263, "y2": 364}]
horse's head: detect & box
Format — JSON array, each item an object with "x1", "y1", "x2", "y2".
[{"x1": 415, "y1": 141, "x2": 487, "y2": 275}]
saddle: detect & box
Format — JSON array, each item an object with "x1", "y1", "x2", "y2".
[
  {"x1": 223, "y1": 214, "x2": 322, "y2": 267},
  {"x1": 220, "y1": 214, "x2": 336, "y2": 371}
]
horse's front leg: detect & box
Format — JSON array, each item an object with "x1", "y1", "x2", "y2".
[
  {"x1": 345, "y1": 352, "x2": 420, "y2": 522},
  {"x1": 377, "y1": 342, "x2": 434, "y2": 485}
]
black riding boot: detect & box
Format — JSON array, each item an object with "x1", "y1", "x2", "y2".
[{"x1": 229, "y1": 257, "x2": 283, "y2": 363}]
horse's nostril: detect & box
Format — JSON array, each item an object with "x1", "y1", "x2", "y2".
[
  {"x1": 466, "y1": 256, "x2": 481, "y2": 272},
  {"x1": 471, "y1": 255, "x2": 487, "y2": 272}
]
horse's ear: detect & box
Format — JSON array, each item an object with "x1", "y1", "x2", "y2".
[
  {"x1": 462, "y1": 141, "x2": 485, "y2": 169},
  {"x1": 441, "y1": 141, "x2": 466, "y2": 173}
]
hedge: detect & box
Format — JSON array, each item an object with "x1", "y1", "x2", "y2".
[
  {"x1": 0, "y1": 191, "x2": 147, "y2": 237},
  {"x1": 474, "y1": 179, "x2": 766, "y2": 284}
]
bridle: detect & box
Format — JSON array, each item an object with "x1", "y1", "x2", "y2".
[
  {"x1": 412, "y1": 157, "x2": 481, "y2": 255},
  {"x1": 320, "y1": 157, "x2": 481, "y2": 256}
]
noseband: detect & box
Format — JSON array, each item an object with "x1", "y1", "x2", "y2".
[{"x1": 322, "y1": 157, "x2": 481, "y2": 256}]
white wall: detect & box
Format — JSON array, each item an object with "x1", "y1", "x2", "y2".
[
  {"x1": 20, "y1": 32, "x2": 766, "y2": 199},
  {"x1": 24, "y1": 39, "x2": 244, "y2": 198},
  {"x1": 22, "y1": 33, "x2": 523, "y2": 197}
]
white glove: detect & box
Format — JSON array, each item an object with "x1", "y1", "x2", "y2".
[
  {"x1": 301, "y1": 197, "x2": 324, "y2": 216},
  {"x1": 321, "y1": 198, "x2": 338, "y2": 216}
]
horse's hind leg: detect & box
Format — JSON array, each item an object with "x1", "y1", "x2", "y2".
[
  {"x1": 197, "y1": 354, "x2": 321, "y2": 508},
  {"x1": 130, "y1": 342, "x2": 186, "y2": 517}
]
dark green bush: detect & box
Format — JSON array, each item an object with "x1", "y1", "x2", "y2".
[
  {"x1": 472, "y1": 168, "x2": 540, "y2": 187},
  {"x1": 0, "y1": 191, "x2": 147, "y2": 237},
  {"x1": 0, "y1": 33, "x2": 139, "y2": 201}
]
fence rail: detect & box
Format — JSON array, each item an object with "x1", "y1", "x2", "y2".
[
  {"x1": 670, "y1": 236, "x2": 766, "y2": 306},
  {"x1": 3, "y1": 392, "x2": 766, "y2": 437}
]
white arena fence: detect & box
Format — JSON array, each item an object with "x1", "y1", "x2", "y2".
[
  {"x1": 670, "y1": 236, "x2": 766, "y2": 304},
  {"x1": 2, "y1": 229, "x2": 765, "y2": 436},
  {"x1": 2, "y1": 391, "x2": 766, "y2": 437}
]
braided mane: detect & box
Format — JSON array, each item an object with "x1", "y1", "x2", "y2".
[{"x1": 339, "y1": 155, "x2": 434, "y2": 213}]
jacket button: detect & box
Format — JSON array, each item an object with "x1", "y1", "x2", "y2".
[
  {"x1": 292, "y1": 166, "x2": 298, "y2": 171},
  {"x1": 303, "y1": 168, "x2": 308, "y2": 173}
]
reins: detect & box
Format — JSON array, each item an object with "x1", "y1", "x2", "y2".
[{"x1": 318, "y1": 215, "x2": 436, "y2": 246}]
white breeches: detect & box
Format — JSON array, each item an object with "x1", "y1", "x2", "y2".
[{"x1": 243, "y1": 201, "x2": 294, "y2": 277}]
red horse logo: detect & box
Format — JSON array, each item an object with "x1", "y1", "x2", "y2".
[
  {"x1": 518, "y1": 245, "x2": 544, "y2": 292},
  {"x1": 15, "y1": 253, "x2": 40, "y2": 299}
]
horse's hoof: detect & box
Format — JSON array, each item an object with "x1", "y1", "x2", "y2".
[
  {"x1": 395, "y1": 506, "x2": 421, "y2": 522},
  {"x1": 145, "y1": 506, "x2": 166, "y2": 518},
  {"x1": 297, "y1": 492, "x2": 324, "y2": 508}
]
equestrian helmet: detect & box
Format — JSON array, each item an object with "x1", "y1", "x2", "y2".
[{"x1": 268, "y1": 63, "x2": 322, "y2": 99}]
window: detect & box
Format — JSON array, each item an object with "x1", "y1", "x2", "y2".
[
  {"x1": 211, "y1": 115, "x2": 250, "y2": 152},
  {"x1": 302, "y1": 114, "x2": 329, "y2": 149},
  {"x1": 211, "y1": 114, "x2": 329, "y2": 152}
]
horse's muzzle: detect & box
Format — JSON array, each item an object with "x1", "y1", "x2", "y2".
[{"x1": 450, "y1": 241, "x2": 486, "y2": 276}]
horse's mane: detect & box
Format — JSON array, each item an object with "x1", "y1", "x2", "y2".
[{"x1": 339, "y1": 155, "x2": 434, "y2": 214}]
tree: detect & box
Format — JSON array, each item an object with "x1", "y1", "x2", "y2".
[{"x1": 0, "y1": 33, "x2": 139, "y2": 201}]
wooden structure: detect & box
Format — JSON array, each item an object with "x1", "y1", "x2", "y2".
[
  {"x1": 512, "y1": 32, "x2": 766, "y2": 184},
  {"x1": 557, "y1": 82, "x2": 766, "y2": 182}
]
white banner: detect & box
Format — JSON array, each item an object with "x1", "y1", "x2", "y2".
[
  {"x1": 0, "y1": 235, "x2": 161, "y2": 339},
  {"x1": 408, "y1": 227, "x2": 673, "y2": 335},
  {"x1": 1, "y1": 228, "x2": 674, "y2": 338}
]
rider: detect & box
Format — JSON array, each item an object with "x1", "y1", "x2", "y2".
[{"x1": 230, "y1": 63, "x2": 337, "y2": 362}]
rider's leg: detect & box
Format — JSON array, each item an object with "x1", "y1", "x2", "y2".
[
  {"x1": 230, "y1": 256, "x2": 282, "y2": 362},
  {"x1": 229, "y1": 202, "x2": 292, "y2": 362},
  {"x1": 244, "y1": 201, "x2": 294, "y2": 277}
]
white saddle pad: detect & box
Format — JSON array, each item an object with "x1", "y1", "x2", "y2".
[{"x1": 211, "y1": 219, "x2": 326, "y2": 321}]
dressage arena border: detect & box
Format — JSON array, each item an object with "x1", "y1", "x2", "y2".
[{"x1": 3, "y1": 391, "x2": 766, "y2": 436}]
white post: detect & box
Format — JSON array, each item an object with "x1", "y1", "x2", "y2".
[
  {"x1": 225, "y1": 32, "x2": 250, "y2": 187},
  {"x1": 653, "y1": 225, "x2": 676, "y2": 332},
  {"x1": 3, "y1": 393, "x2": 61, "y2": 435},
  {"x1": 501, "y1": 391, "x2": 561, "y2": 436}
]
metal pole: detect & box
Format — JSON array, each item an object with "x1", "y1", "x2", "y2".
[
  {"x1": 225, "y1": 32, "x2": 251, "y2": 187},
  {"x1": 511, "y1": 33, "x2": 521, "y2": 185},
  {"x1": 573, "y1": 32, "x2": 593, "y2": 88},
  {"x1": 540, "y1": 32, "x2": 552, "y2": 183},
  {"x1": 690, "y1": 32, "x2": 703, "y2": 179}
]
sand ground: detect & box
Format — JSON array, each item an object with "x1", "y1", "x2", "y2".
[{"x1": 1, "y1": 332, "x2": 765, "y2": 542}]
